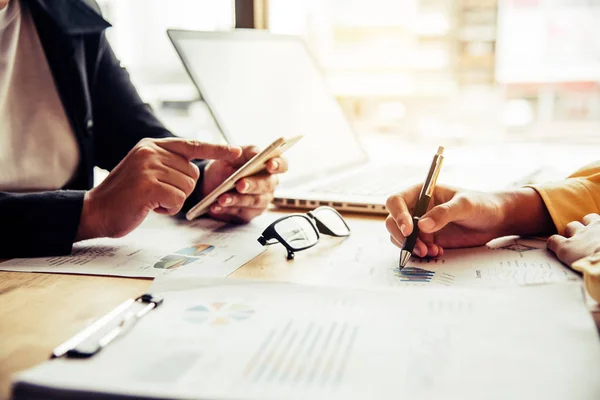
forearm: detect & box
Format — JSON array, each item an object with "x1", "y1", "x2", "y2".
[
  {"x1": 0, "y1": 191, "x2": 85, "y2": 258},
  {"x1": 497, "y1": 188, "x2": 556, "y2": 237}
]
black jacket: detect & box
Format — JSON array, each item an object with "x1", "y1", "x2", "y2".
[{"x1": 0, "y1": 0, "x2": 206, "y2": 258}]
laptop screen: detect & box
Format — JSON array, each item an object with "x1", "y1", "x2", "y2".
[{"x1": 169, "y1": 30, "x2": 368, "y2": 183}]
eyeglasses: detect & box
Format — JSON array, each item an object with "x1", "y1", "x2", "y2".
[{"x1": 257, "y1": 206, "x2": 351, "y2": 260}]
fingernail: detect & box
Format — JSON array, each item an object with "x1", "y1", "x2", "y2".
[
  {"x1": 213, "y1": 205, "x2": 223, "y2": 213},
  {"x1": 400, "y1": 224, "x2": 408, "y2": 236},
  {"x1": 420, "y1": 217, "x2": 435, "y2": 231},
  {"x1": 240, "y1": 181, "x2": 249, "y2": 192},
  {"x1": 222, "y1": 196, "x2": 232, "y2": 206},
  {"x1": 271, "y1": 160, "x2": 279, "y2": 170}
]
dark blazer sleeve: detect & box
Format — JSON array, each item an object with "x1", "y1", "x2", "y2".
[
  {"x1": 0, "y1": 191, "x2": 85, "y2": 258},
  {"x1": 0, "y1": 34, "x2": 206, "y2": 258}
]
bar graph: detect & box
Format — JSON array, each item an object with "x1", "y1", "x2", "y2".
[
  {"x1": 242, "y1": 320, "x2": 359, "y2": 389},
  {"x1": 392, "y1": 264, "x2": 456, "y2": 286},
  {"x1": 398, "y1": 267, "x2": 436, "y2": 283}
]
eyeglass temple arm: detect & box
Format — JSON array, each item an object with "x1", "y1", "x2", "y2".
[
  {"x1": 258, "y1": 236, "x2": 281, "y2": 246},
  {"x1": 257, "y1": 236, "x2": 296, "y2": 260},
  {"x1": 258, "y1": 235, "x2": 288, "y2": 247}
]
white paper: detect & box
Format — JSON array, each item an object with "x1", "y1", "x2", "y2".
[
  {"x1": 0, "y1": 215, "x2": 269, "y2": 279},
  {"x1": 14, "y1": 278, "x2": 600, "y2": 400},
  {"x1": 312, "y1": 219, "x2": 580, "y2": 289}
]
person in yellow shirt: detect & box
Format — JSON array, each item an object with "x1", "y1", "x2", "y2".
[{"x1": 385, "y1": 161, "x2": 600, "y2": 298}]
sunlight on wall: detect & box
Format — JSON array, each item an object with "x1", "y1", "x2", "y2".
[{"x1": 97, "y1": 0, "x2": 600, "y2": 145}]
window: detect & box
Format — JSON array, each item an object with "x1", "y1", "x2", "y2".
[{"x1": 269, "y1": 0, "x2": 600, "y2": 143}]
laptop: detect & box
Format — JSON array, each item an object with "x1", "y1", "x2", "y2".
[{"x1": 167, "y1": 29, "x2": 536, "y2": 215}]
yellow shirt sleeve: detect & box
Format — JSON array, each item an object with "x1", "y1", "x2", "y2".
[{"x1": 529, "y1": 161, "x2": 600, "y2": 235}]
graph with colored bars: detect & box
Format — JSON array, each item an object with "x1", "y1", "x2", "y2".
[
  {"x1": 242, "y1": 320, "x2": 359, "y2": 390},
  {"x1": 397, "y1": 259, "x2": 455, "y2": 286}
]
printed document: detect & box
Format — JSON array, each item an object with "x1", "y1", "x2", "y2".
[
  {"x1": 12, "y1": 278, "x2": 600, "y2": 400},
  {"x1": 0, "y1": 215, "x2": 269, "y2": 278},
  {"x1": 317, "y1": 219, "x2": 580, "y2": 289}
]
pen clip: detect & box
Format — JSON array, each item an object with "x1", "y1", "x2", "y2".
[{"x1": 425, "y1": 153, "x2": 444, "y2": 197}]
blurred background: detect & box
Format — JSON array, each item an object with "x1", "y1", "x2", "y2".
[{"x1": 96, "y1": 0, "x2": 600, "y2": 180}]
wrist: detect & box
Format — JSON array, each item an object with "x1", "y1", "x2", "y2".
[
  {"x1": 75, "y1": 191, "x2": 104, "y2": 241},
  {"x1": 497, "y1": 188, "x2": 555, "y2": 237}
]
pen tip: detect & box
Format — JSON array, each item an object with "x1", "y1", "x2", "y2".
[
  {"x1": 400, "y1": 251, "x2": 411, "y2": 268},
  {"x1": 437, "y1": 146, "x2": 444, "y2": 155}
]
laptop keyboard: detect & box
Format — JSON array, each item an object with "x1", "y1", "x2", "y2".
[{"x1": 310, "y1": 165, "x2": 425, "y2": 196}]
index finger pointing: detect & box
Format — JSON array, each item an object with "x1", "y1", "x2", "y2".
[{"x1": 155, "y1": 138, "x2": 242, "y2": 161}]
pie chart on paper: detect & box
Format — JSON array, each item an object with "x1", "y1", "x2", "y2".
[{"x1": 184, "y1": 303, "x2": 255, "y2": 325}]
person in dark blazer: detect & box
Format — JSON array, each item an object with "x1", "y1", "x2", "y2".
[{"x1": 0, "y1": 0, "x2": 287, "y2": 258}]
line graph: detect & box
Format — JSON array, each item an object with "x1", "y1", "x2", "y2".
[{"x1": 488, "y1": 238, "x2": 543, "y2": 258}]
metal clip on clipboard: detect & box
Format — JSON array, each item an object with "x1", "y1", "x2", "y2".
[{"x1": 51, "y1": 294, "x2": 163, "y2": 359}]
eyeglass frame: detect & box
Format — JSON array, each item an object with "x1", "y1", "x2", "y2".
[{"x1": 257, "y1": 206, "x2": 351, "y2": 260}]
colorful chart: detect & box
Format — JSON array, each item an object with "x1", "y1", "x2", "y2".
[
  {"x1": 185, "y1": 303, "x2": 255, "y2": 325},
  {"x1": 176, "y1": 244, "x2": 215, "y2": 256},
  {"x1": 154, "y1": 243, "x2": 215, "y2": 270},
  {"x1": 153, "y1": 254, "x2": 198, "y2": 270},
  {"x1": 398, "y1": 267, "x2": 436, "y2": 283}
]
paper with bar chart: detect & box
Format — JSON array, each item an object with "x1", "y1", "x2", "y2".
[
  {"x1": 319, "y1": 220, "x2": 579, "y2": 289},
  {"x1": 14, "y1": 278, "x2": 600, "y2": 399},
  {"x1": 397, "y1": 236, "x2": 579, "y2": 287},
  {"x1": 0, "y1": 215, "x2": 267, "y2": 278}
]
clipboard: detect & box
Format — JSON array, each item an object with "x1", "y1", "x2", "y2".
[{"x1": 52, "y1": 294, "x2": 163, "y2": 359}]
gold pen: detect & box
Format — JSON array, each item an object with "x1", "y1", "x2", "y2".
[{"x1": 399, "y1": 146, "x2": 444, "y2": 268}]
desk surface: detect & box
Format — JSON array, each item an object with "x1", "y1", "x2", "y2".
[{"x1": 1, "y1": 212, "x2": 598, "y2": 400}]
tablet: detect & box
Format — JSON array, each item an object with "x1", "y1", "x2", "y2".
[{"x1": 186, "y1": 135, "x2": 303, "y2": 220}]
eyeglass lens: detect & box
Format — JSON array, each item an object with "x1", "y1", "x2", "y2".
[
  {"x1": 274, "y1": 216, "x2": 319, "y2": 250},
  {"x1": 311, "y1": 207, "x2": 350, "y2": 236}
]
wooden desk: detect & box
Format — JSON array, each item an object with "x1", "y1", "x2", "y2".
[{"x1": 1, "y1": 212, "x2": 598, "y2": 400}]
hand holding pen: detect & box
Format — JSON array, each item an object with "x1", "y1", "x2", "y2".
[
  {"x1": 387, "y1": 146, "x2": 551, "y2": 264},
  {"x1": 397, "y1": 147, "x2": 444, "y2": 268}
]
